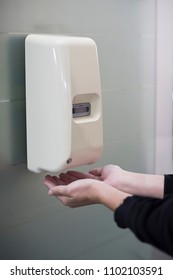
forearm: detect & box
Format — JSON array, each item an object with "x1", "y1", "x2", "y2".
[
  {"x1": 117, "y1": 170, "x2": 164, "y2": 199},
  {"x1": 90, "y1": 165, "x2": 164, "y2": 199}
]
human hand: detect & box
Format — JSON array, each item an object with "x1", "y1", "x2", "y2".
[
  {"x1": 59, "y1": 165, "x2": 164, "y2": 199},
  {"x1": 59, "y1": 165, "x2": 125, "y2": 191},
  {"x1": 90, "y1": 165, "x2": 164, "y2": 198},
  {"x1": 89, "y1": 165, "x2": 124, "y2": 187},
  {"x1": 44, "y1": 175, "x2": 100, "y2": 207},
  {"x1": 44, "y1": 175, "x2": 130, "y2": 210},
  {"x1": 54, "y1": 165, "x2": 134, "y2": 196}
]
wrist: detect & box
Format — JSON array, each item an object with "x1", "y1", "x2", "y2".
[{"x1": 97, "y1": 183, "x2": 130, "y2": 211}]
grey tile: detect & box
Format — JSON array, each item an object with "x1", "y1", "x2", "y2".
[
  {"x1": 0, "y1": 33, "x2": 26, "y2": 101},
  {"x1": 74, "y1": 231, "x2": 153, "y2": 260},
  {"x1": 0, "y1": 100, "x2": 26, "y2": 165}
]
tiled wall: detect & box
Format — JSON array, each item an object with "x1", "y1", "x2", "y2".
[
  {"x1": 0, "y1": 34, "x2": 26, "y2": 166},
  {"x1": 0, "y1": 0, "x2": 167, "y2": 259}
]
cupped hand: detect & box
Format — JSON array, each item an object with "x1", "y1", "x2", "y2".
[
  {"x1": 54, "y1": 165, "x2": 124, "y2": 188},
  {"x1": 44, "y1": 174, "x2": 130, "y2": 210},
  {"x1": 44, "y1": 175, "x2": 103, "y2": 207}
]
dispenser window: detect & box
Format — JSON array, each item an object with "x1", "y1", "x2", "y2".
[{"x1": 73, "y1": 103, "x2": 91, "y2": 118}]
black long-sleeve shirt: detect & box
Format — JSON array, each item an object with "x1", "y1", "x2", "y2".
[{"x1": 114, "y1": 175, "x2": 173, "y2": 257}]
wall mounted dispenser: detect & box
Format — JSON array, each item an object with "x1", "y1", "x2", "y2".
[{"x1": 25, "y1": 34, "x2": 103, "y2": 173}]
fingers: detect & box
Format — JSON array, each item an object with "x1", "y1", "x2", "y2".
[
  {"x1": 45, "y1": 170, "x2": 99, "y2": 189},
  {"x1": 44, "y1": 175, "x2": 66, "y2": 191},
  {"x1": 66, "y1": 171, "x2": 95, "y2": 180},
  {"x1": 48, "y1": 179, "x2": 83, "y2": 196},
  {"x1": 45, "y1": 175, "x2": 57, "y2": 185},
  {"x1": 44, "y1": 175, "x2": 56, "y2": 189},
  {"x1": 52, "y1": 176, "x2": 65, "y2": 185},
  {"x1": 59, "y1": 173, "x2": 78, "y2": 184}
]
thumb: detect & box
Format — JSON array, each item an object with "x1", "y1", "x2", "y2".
[
  {"x1": 48, "y1": 185, "x2": 69, "y2": 196},
  {"x1": 89, "y1": 167, "x2": 102, "y2": 177}
]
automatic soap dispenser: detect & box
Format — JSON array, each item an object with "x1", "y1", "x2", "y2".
[{"x1": 25, "y1": 34, "x2": 103, "y2": 173}]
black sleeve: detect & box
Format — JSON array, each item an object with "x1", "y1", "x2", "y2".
[
  {"x1": 114, "y1": 195, "x2": 173, "y2": 256},
  {"x1": 164, "y1": 175, "x2": 173, "y2": 195}
]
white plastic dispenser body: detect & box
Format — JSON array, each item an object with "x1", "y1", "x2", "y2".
[{"x1": 25, "y1": 34, "x2": 103, "y2": 173}]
